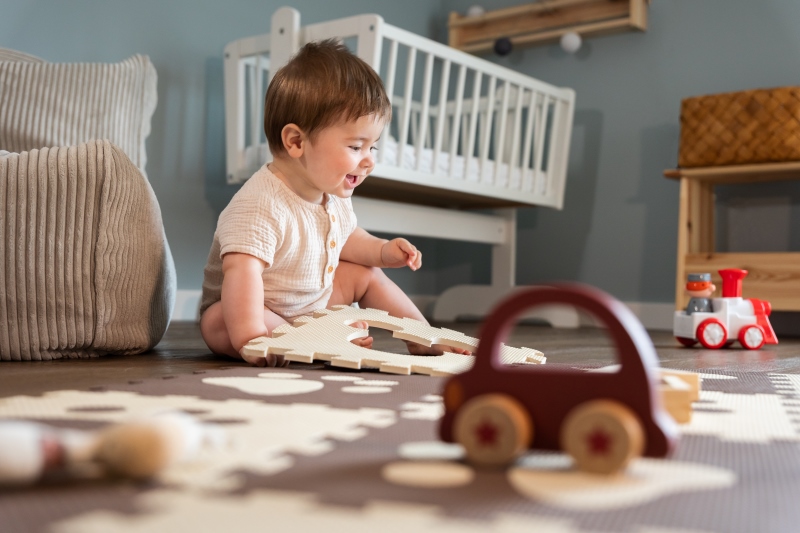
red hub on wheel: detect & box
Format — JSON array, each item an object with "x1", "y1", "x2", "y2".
[
  {"x1": 738, "y1": 324, "x2": 765, "y2": 350},
  {"x1": 696, "y1": 318, "x2": 727, "y2": 349}
]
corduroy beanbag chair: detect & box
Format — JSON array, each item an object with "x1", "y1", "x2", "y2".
[{"x1": 0, "y1": 141, "x2": 175, "y2": 360}]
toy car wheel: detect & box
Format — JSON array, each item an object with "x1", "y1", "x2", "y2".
[
  {"x1": 696, "y1": 318, "x2": 728, "y2": 349},
  {"x1": 675, "y1": 337, "x2": 697, "y2": 347},
  {"x1": 738, "y1": 324, "x2": 766, "y2": 350},
  {"x1": 560, "y1": 399, "x2": 645, "y2": 475},
  {"x1": 453, "y1": 393, "x2": 532, "y2": 467}
]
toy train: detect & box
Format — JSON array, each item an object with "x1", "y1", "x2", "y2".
[{"x1": 673, "y1": 269, "x2": 778, "y2": 350}]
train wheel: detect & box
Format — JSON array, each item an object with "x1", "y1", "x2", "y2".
[
  {"x1": 561, "y1": 400, "x2": 644, "y2": 475},
  {"x1": 738, "y1": 324, "x2": 765, "y2": 350},
  {"x1": 453, "y1": 394, "x2": 532, "y2": 467},
  {"x1": 696, "y1": 319, "x2": 728, "y2": 349}
]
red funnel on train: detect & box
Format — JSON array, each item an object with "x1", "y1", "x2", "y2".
[{"x1": 719, "y1": 269, "x2": 748, "y2": 298}]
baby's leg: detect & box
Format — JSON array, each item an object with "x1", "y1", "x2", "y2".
[
  {"x1": 328, "y1": 262, "x2": 470, "y2": 356},
  {"x1": 200, "y1": 301, "x2": 289, "y2": 366}
]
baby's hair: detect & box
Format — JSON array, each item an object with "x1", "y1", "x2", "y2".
[{"x1": 264, "y1": 39, "x2": 392, "y2": 155}]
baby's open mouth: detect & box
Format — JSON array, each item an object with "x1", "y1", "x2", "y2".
[{"x1": 346, "y1": 175, "x2": 358, "y2": 185}]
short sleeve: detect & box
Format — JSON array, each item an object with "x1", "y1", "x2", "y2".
[{"x1": 215, "y1": 181, "x2": 283, "y2": 267}]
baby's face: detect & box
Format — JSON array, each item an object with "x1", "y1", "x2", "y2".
[{"x1": 299, "y1": 114, "x2": 386, "y2": 201}]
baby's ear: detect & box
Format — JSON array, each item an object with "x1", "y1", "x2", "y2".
[{"x1": 281, "y1": 124, "x2": 305, "y2": 158}]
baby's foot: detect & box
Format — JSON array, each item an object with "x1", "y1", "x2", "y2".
[
  {"x1": 349, "y1": 321, "x2": 373, "y2": 350},
  {"x1": 404, "y1": 340, "x2": 471, "y2": 356},
  {"x1": 255, "y1": 352, "x2": 290, "y2": 368}
]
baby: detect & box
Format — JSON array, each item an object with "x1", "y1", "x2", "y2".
[{"x1": 200, "y1": 39, "x2": 467, "y2": 365}]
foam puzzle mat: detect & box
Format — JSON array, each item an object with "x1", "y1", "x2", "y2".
[{"x1": 1, "y1": 362, "x2": 799, "y2": 533}]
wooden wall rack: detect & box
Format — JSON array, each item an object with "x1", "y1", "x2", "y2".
[{"x1": 449, "y1": 0, "x2": 649, "y2": 54}]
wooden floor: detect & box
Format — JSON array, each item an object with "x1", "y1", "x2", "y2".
[{"x1": 1, "y1": 321, "x2": 799, "y2": 397}]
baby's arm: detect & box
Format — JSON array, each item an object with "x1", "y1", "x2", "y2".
[
  {"x1": 220, "y1": 252, "x2": 273, "y2": 353},
  {"x1": 341, "y1": 227, "x2": 421, "y2": 270}
]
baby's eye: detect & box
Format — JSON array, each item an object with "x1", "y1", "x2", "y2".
[
  {"x1": 369, "y1": 146, "x2": 379, "y2": 152},
  {"x1": 350, "y1": 146, "x2": 362, "y2": 152}
]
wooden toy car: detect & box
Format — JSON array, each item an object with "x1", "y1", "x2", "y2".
[
  {"x1": 673, "y1": 269, "x2": 778, "y2": 350},
  {"x1": 439, "y1": 283, "x2": 678, "y2": 475}
]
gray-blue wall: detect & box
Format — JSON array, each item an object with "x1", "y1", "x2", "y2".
[
  {"x1": 3, "y1": 0, "x2": 798, "y2": 310},
  {"x1": 444, "y1": 0, "x2": 800, "y2": 305}
]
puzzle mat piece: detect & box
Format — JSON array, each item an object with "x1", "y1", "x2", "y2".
[
  {"x1": 241, "y1": 306, "x2": 545, "y2": 376},
  {"x1": 0, "y1": 390, "x2": 395, "y2": 491},
  {"x1": 509, "y1": 455, "x2": 734, "y2": 511},
  {"x1": 376, "y1": 454, "x2": 734, "y2": 510},
  {"x1": 680, "y1": 373, "x2": 800, "y2": 443},
  {"x1": 399, "y1": 394, "x2": 444, "y2": 420},
  {"x1": 51, "y1": 487, "x2": 713, "y2": 533},
  {"x1": 386, "y1": 381, "x2": 788, "y2": 509},
  {"x1": 202, "y1": 374, "x2": 324, "y2": 396},
  {"x1": 394, "y1": 372, "x2": 800, "y2": 444}
]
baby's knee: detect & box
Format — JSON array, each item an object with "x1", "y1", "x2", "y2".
[
  {"x1": 361, "y1": 265, "x2": 391, "y2": 288},
  {"x1": 339, "y1": 261, "x2": 383, "y2": 280}
]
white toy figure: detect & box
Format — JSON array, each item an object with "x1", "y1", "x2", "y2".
[{"x1": 0, "y1": 412, "x2": 222, "y2": 486}]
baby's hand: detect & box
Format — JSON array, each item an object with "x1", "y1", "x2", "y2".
[
  {"x1": 381, "y1": 238, "x2": 422, "y2": 270},
  {"x1": 349, "y1": 321, "x2": 373, "y2": 349},
  {"x1": 248, "y1": 352, "x2": 290, "y2": 368}
]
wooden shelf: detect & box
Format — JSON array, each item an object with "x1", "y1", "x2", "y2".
[
  {"x1": 664, "y1": 161, "x2": 800, "y2": 185},
  {"x1": 449, "y1": 0, "x2": 649, "y2": 54},
  {"x1": 665, "y1": 163, "x2": 800, "y2": 312}
]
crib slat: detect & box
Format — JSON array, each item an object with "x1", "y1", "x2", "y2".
[
  {"x1": 432, "y1": 59, "x2": 451, "y2": 175},
  {"x1": 532, "y1": 95, "x2": 552, "y2": 195},
  {"x1": 224, "y1": 45, "x2": 246, "y2": 182},
  {"x1": 415, "y1": 52, "x2": 434, "y2": 171},
  {"x1": 397, "y1": 46, "x2": 417, "y2": 169},
  {"x1": 479, "y1": 75, "x2": 497, "y2": 184},
  {"x1": 509, "y1": 85, "x2": 525, "y2": 189},
  {"x1": 250, "y1": 56, "x2": 263, "y2": 149},
  {"x1": 448, "y1": 64, "x2": 466, "y2": 179},
  {"x1": 521, "y1": 90, "x2": 538, "y2": 193},
  {"x1": 544, "y1": 96, "x2": 565, "y2": 200},
  {"x1": 493, "y1": 81, "x2": 511, "y2": 185},
  {"x1": 378, "y1": 39, "x2": 399, "y2": 165},
  {"x1": 464, "y1": 70, "x2": 482, "y2": 179}
]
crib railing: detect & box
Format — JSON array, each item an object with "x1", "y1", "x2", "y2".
[{"x1": 224, "y1": 8, "x2": 575, "y2": 209}]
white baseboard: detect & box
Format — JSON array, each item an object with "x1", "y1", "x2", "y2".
[
  {"x1": 172, "y1": 289, "x2": 676, "y2": 331},
  {"x1": 173, "y1": 290, "x2": 201, "y2": 322},
  {"x1": 618, "y1": 301, "x2": 675, "y2": 331}
]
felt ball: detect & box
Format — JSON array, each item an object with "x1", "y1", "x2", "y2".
[
  {"x1": 95, "y1": 422, "x2": 176, "y2": 479},
  {"x1": 466, "y1": 5, "x2": 485, "y2": 17},
  {"x1": 560, "y1": 32, "x2": 582, "y2": 53},
  {"x1": 494, "y1": 37, "x2": 513, "y2": 56}
]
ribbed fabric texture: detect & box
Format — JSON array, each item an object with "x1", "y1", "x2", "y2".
[
  {"x1": 0, "y1": 140, "x2": 175, "y2": 361},
  {"x1": 0, "y1": 48, "x2": 44, "y2": 63},
  {"x1": 0, "y1": 53, "x2": 157, "y2": 171}
]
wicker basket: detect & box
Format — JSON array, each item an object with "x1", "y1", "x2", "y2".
[{"x1": 679, "y1": 86, "x2": 800, "y2": 167}]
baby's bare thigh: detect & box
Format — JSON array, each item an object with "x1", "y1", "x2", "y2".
[{"x1": 328, "y1": 261, "x2": 373, "y2": 306}]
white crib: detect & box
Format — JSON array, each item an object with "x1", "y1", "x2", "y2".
[{"x1": 224, "y1": 7, "x2": 577, "y2": 324}]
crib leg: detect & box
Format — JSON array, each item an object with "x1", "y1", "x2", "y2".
[
  {"x1": 432, "y1": 208, "x2": 579, "y2": 328},
  {"x1": 432, "y1": 285, "x2": 580, "y2": 327},
  {"x1": 492, "y1": 208, "x2": 516, "y2": 288}
]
